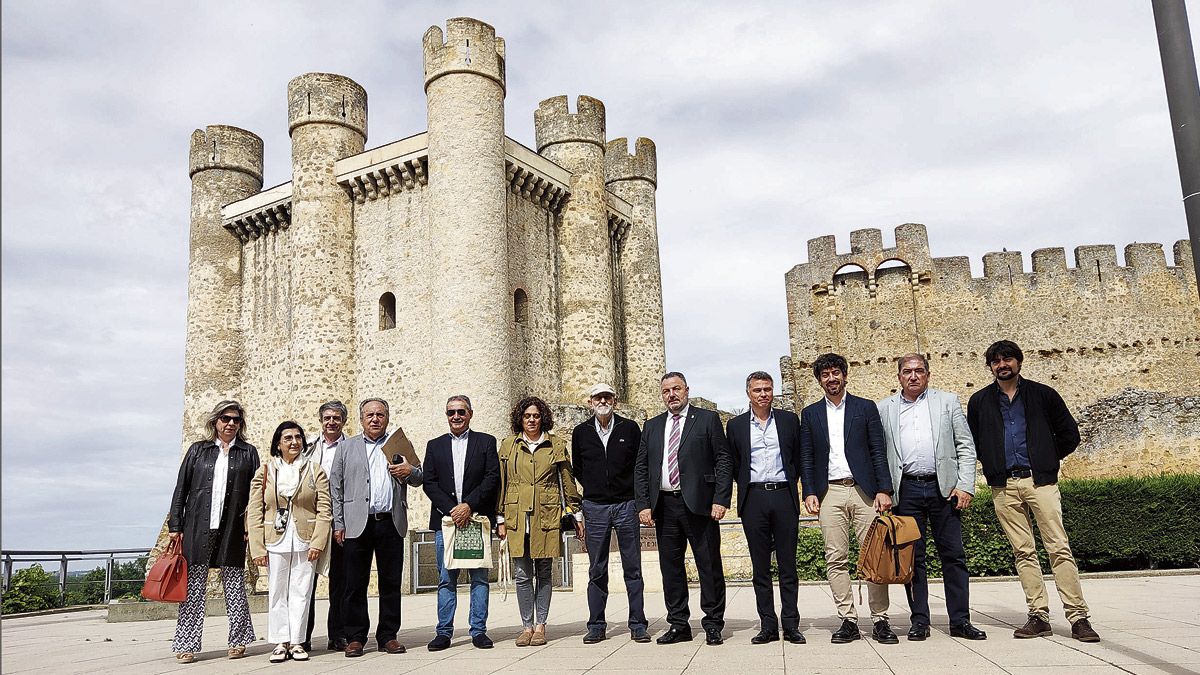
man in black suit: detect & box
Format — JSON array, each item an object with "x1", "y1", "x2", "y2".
[
  {"x1": 572, "y1": 383, "x2": 650, "y2": 645},
  {"x1": 422, "y1": 395, "x2": 500, "y2": 651},
  {"x1": 798, "y1": 353, "x2": 897, "y2": 645},
  {"x1": 726, "y1": 371, "x2": 805, "y2": 645},
  {"x1": 635, "y1": 371, "x2": 734, "y2": 646}
]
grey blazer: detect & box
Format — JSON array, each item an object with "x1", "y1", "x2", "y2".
[
  {"x1": 330, "y1": 431, "x2": 424, "y2": 539},
  {"x1": 877, "y1": 387, "x2": 976, "y2": 502}
]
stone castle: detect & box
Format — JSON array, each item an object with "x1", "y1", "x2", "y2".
[
  {"x1": 181, "y1": 16, "x2": 666, "y2": 464},
  {"x1": 780, "y1": 223, "x2": 1200, "y2": 478}
]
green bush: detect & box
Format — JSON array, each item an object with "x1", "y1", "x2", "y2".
[
  {"x1": 796, "y1": 473, "x2": 1200, "y2": 580},
  {"x1": 2, "y1": 564, "x2": 61, "y2": 614}
]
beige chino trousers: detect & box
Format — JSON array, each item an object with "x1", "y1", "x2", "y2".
[
  {"x1": 992, "y1": 477, "x2": 1089, "y2": 623},
  {"x1": 818, "y1": 483, "x2": 889, "y2": 622}
]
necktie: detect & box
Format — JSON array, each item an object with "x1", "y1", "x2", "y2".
[{"x1": 667, "y1": 414, "x2": 682, "y2": 489}]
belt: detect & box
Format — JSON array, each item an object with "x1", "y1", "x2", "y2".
[
  {"x1": 368, "y1": 512, "x2": 392, "y2": 521},
  {"x1": 748, "y1": 481, "x2": 789, "y2": 491},
  {"x1": 1007, "y1": 468, "x2": 1032, "y2": 479},
  {"x1": 829, "y1": 478, "x2": 856, "y2": 487},
  {"x1": 661, "y1": 489, "x2": 683, "y2": 497},
  {"x1": 902, "y1": 474, "x2": 938, "y2": 483}
]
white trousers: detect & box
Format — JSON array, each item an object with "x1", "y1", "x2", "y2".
[{"x1": 267, "y1": 549, "x2": 315, "y2": 644}]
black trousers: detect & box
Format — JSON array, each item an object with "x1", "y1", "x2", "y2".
[
  {"x1": 305, "y1": 531, "x2": 346, "y2": 646},
  {"x1": 342, "y1": 516, "x2": 405, "y2": 645},
  {"x1": 655, "y1": 492, "x2": 725, "y2": 631},
  {"x1": 741, "y1": 487, "x2": 800, "y2": 632},
  {"x1": 894, "y1": 477, "x2": 971, "y2": 626},
  {"x1": 582, "y1": 499, "x2": 648, "y2": 632}
]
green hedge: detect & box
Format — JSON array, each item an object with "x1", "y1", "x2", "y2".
[{"x1": 796, "y1": 473, "x2": 1200, "y2": 580}]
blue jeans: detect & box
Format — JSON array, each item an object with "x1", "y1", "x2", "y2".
[{"x1": 434, "y1": 529, "x2": 490, "y2": 637}]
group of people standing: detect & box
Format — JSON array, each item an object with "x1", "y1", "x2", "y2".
[{"x1": 165, "y1": 338, "x2": 1099, "y2": 664}]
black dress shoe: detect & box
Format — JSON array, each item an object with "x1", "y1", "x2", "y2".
[
  {"x1": 831, "y1": 619, "x2": 861, "y2": 644},
  {"x1": 299, "y1": 642, "x2": 312, "y2": 652},
  {"x1": 783, "y1": 628, "x2": 806, "y2": 644},
  {"x1": 705, "y1": 628, "x2": 724, "y2": 645},
  {"x1": 950, "y1": 623, "x2": 987, "y2": 640},
  {"x1": 656, "y1": 626, "x2": 694, "y2": 644},
  {"x1": 472, "y1": 634, "x2": 494, "y2": 649},
  {"x1": 750, "y1": 630, "x2": 779, "y2": 645},
  {"x1": 583, "y1": 628, "x2": 606, "y2": 644},
  {"x1": 631, "y1": 627, "x2": 652, "y2": 643},
  {"x1": 872, "y1": 620, "x2": 899, "y2": 644},
  {"x1": 907, "y1": 624, "x2": 931, "y2": 641},
  {"x1": 328, "y1": 638, "x2": 348, "y2": 651},
  {"x1": 427, "y1": 635, "x2": 451, "y2": 652}
]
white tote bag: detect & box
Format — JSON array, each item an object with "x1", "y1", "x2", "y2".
[{"x1": 442, "y1": 514, "x2": 493, "y2": 569}]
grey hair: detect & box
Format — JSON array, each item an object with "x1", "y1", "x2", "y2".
[
  {"x1": 205, "y1": 400, "x2": 247, "y2": 442},
  {"x1": 745, "y1": 371, "x2": 774, "y2": 387},
  {"x1": 446, "y1": 395, "x2": 473, "y2": 412},
  {"x1": 359, "y1": 398, "x2": 390, "y2": 416},
  {"x1": 897, "y1": 353, "x2": 930, "y2": 372},
  {"x1": 661, "y1": 371, "x2": 688, "y2": 385},
  {"x1": 318, "y1": 400, "x2": 348, "y2": 421}
]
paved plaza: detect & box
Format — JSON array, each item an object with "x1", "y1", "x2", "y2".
[{"x1": 2, "y1": 574, "x2": 1198, "y2": 674}]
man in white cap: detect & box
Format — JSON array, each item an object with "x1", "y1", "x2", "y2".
[{"x1": 571, "y1": 383, "x2": 649, "y2": 644}]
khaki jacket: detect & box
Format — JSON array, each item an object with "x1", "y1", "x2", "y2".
[
  {"x1": 497, "y1": 433, "x2": 581, "y2": 559},
  {"x1": 247, "y1": 459, "x2": 332, "y2": 560}
]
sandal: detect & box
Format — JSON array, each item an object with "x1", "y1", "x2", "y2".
[
  {"x1": 269, "y1": 644, "x2": 289, "y2": 663},
  {"x1": 289, "y1": 644, "x2": 309, "y2": 661},
  {"x1": 228, "y1": 645, "x2": 247, "y2": 659},
  {"x1": 176, "y1": 652, "x2": 195, "y2": 664}
]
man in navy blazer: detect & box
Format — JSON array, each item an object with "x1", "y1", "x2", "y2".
[
  {"x1": 422, "y1": 395, "x2": 499, "y2": 651},
  {"x1": 798, "y1": 353, "x2": 896, "y2": 645},
  {"x1": 727, "y1": 371, "x2": 805, "y2": 645}
]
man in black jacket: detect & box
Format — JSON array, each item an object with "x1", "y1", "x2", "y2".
[
  {"x1": 967, "y1": 341, "x2": 1100, "y2": 643},
  {"x1": 572, "y1": 383, "x2": 650, "y2": 645}
]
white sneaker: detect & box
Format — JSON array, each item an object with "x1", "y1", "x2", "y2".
[
  {"x1": 289, "y1": 644, "x2": 309, "y2": 661},
  {"x1": 270, "y1": 644, "x2": 288, "y2": 663}
]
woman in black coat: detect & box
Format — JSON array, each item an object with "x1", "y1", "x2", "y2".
[{"x1": 168, "y1": 400, "x2": 260, "y2": 663}]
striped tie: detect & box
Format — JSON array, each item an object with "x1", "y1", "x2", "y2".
[{"x1": 667, "y1": 414, "x2": 682, "y2": 489}]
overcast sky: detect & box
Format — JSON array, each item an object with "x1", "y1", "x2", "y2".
[{"x1": 2, "y1": 1, "x2": 1195, "y2": 550}]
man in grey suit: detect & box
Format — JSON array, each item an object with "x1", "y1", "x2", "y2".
[
  {"x1": 877, "y1": 354, "x2": 985, "y2": 641},
  {"x1": 330, "y1": 398, "x2": 424, "y2": 657}
]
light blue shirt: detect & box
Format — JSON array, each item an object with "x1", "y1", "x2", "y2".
[
  {"x1": 750, "y1": 410, "x2": 787, "y2": 482},
  {"x1": 364, "y1": 433, "x2": 393, "y2": 514},
  {"x1": 899, "y1": 390, "x2": 937, "y2": 476}
]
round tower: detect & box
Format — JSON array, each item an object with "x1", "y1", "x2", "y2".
[
  {"x1": 606, "y1": 137, "x2": 666, "y2": 415},
  {"x1": 535, "y1": 95, "x2": 617, "y2": 401},
  {"x1": 423, "y1": 18, "x2": 512, "y2": 436},
  {"x1": 184, "y1": 125, "x2": 263, "y2": 444},
  {"x1": 286, "y1": 72, "x2": 367, "y2": 426}
]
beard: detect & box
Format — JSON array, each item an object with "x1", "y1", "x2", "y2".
[{"x1": 594, "y1": 404, "x2": 613, "y2": 416}]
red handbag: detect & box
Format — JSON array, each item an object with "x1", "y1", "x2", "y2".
[{"x1": 142, "y1": 537, "x2": 189, "y2": 602}]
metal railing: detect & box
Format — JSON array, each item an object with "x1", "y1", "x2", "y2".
[{"x1": 2, "y1": 548, "x2": 151, "y2": 607}]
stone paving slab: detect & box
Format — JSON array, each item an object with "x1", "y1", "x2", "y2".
[{"x1": 2, "y1": 575, "x2": 1198, "y2": 674}]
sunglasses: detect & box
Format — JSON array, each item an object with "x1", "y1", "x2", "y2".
[
  {"x1": 446, "y1": 410, "x2": 469, "y2": 418},
  {"x1": 219, "y1": 415, "x2": 242, "y2": 424}
]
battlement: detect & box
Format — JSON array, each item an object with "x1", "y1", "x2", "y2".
[
  {"x1": 534, "y1": 95, "x2": 606, "y2": 153},
  {"x1": 287, "y1": 72, "x2": 367, "y2": 139},
  {"x1": 605, "y1": 137, "x2": 657, "y2": 187},
  {"x1": 188, "y1": 125, "x2": 263, "y2": 181},
  {"x1": 423, "y1": 17, "x2": 505, "y2": 92},
  {"x1": 793, "y1": 223, "x2": 932, "y2": 291},
  {"x1": 949, "y1": 241, "x2": 1191, "y2": 284}
]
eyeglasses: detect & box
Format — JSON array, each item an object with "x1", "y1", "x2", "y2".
[
  {"x1": 219, "y1": 415, "x2": 242, "y2": 424},
  {"x1": 446, "y1": 410, "x2": 469, "y2": 418}
]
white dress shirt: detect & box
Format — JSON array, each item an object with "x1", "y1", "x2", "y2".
[
  {"x1": 308, "y1": 433, "x2": 344, "y2": 479},
  {"x1": 209, "y1": 441, "x2": 230, "y2": 529},
  {"x1": 364, "y1": 433, "x2": 393, "y2": 514},
  {"x1": 595, "y1": 416, "x2": 615, "y2": 450},
  {"x1": 825, "y1": 397, "x2": 853, "y2": 481},
  {"x1": 750, "y1": 411, "x2": 787, "y2": 482},
  {"x1": 661, "y1": 404, "x2": 690, "y2": 490},
  {"x1": 898, "y1": 391, "x2": 937, "y2": 476},
  {"x1": 450, "y1": 429, "x2": 470, "y2": 501}
]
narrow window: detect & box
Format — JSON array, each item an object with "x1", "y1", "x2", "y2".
[
  {"x1": 513, "y1": 288, "x2": 529, "y2": 325},
  {"x1": 379, "y1": 292, "x2": 396, "y2": 330}
]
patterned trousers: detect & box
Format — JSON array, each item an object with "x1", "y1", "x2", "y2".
[{"x1": 172, "y1": 566, "x2": 257, "y2": 653}]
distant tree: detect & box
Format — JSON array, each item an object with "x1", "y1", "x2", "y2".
[
  {"x1": 2, "y1": 564, "x2": 61, "y2": 614},
  {"x1": 65, "y1": 557, "x2": 148, "y2": 606}
]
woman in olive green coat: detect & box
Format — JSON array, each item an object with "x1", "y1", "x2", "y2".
[{"x1": 497, "y1": 396, "x2": 582, "y2": 646}]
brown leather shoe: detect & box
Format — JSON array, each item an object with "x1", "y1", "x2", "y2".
[
  {"x1": 516, "y1": 629, "x2": 533, "y2": 647},
  {"x1": 1013, "y1": 615, "x2": 1053, "y2": 639},
  {"x1": 380, "y1": 639, "x2": 406, "y2": 654},
  {"x1": 344, "y1": 641, "x2": 365, "y2": 657},
  {"x1": 1071, "y1": 618, "x2": 1100, "y2": 642},
  {"x1": 530, "y1": 624, "x2": 547, "y2": 646}
]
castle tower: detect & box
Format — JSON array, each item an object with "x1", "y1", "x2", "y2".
[
  {"x1": 184, "y1": 125, "x2": 263, "y2": 443},
  {"x1": 606, "y1": 138, "x2": 666, "y2": 414},
  {"x1": 535, "y1": 95, "x2": 617, "y2": 401},
  {"x1": 423, "y1": 18, "x2": 512, "y2": 436},
  {"x1": 286, "y1": 73, "x2": 367, "y2": 426}
]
